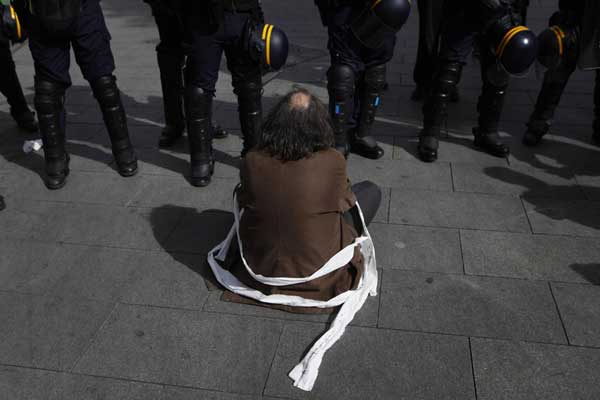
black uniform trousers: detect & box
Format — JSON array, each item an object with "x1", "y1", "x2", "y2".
[
  {"x1": 0, "y1": 41, "x2": 29, "y2": 115},
  {"x1": 186, "y1": 11, "x2": 261, "y2": 95},
  {"x1": 28, "y1": 0, "x2": 115, "y2": 87},
  {"x1": 326, "y1": 4, "x2": 396, "y2": 126}
]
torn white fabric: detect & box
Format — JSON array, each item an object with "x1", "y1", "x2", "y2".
[
  {"x1": 207, "y1": 193, "x2": 377, "y2": 392},
  {"x1": 23, "y1": 139, "x2": 43, "y2": 153}
]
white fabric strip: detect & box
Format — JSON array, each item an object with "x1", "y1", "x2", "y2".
[{"x1": 206, "y1": 194, "x2": 377, "y2": 391}]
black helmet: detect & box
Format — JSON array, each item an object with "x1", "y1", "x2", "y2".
[
  {"x1": 536, "y1": 25, "x2": 578, "y2": 69},
  {"x1": 246, "y1": 23, "x2": 289, "y2": 72},
  {"x1": 351, "y1": 0, "x2": 411, "y2": 49},
  {"x1": 0, "y1": 2, "x2": 23, "y2": 42},
  {"x1": 491, "y1": 25, "x2": 538, "y2": 75}
]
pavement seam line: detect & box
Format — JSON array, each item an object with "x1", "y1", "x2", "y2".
[
  {"x1": 458, "y1": 229, "x2": 467, "y2": 275},
  {"x1": 548, "y1": 282, "x2": 571, "y2": 346},
  {"x1": 68, "y1": 301, "x2": 120, "y2": 373},
  {"x1": 261, "y1": 323, "x2": 285, "y2": 396},
  {"x1": 468, "y1": 337, "x2": 479, "y2": 400}
]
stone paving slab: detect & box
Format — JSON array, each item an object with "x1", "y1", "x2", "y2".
[
  {"x1": 0, "y1": 365, "x2": 268, "y2": 400},
  {"x1": 472, "y1": 338, "x2": 600, "y2": 400},
  {"x1": 368, "y1": 223, "x2": 463, "y2": 273},
  {"x1": 389, "y1": 189, "x2": 531, "y2": 232},
  {"x1": 264, "y1": 322, "x2": 474, "y2": 400},
  {"x1": 461, "y1": 230, "x2": 600, "y2": 284},
  {"x1": 523, "y1": 198, "x2": 600, "y2": 238},
  {"x1": 73, "y1": 305, "x2": 283, "y2": 395},
  {"x1": 551, "y1": 283, "x2": 600, "y2": 348},
  {"x1": 379, "y1": 270, "x2": 566, "y2": 343},
  {"x1": 0, "y1": 291, "x2": 114, "y2": 370}
]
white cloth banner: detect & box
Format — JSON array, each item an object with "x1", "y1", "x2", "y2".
[{"x1": 207, "y1": 193, "x2": 378, "y2": 391}]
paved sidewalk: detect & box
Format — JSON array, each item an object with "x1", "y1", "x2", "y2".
[{"x1": 1, "y1": 1, "x2": 600, "y2": 399}]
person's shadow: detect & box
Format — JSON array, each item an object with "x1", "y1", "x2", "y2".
[{"x1": 570, "y1": 263, "x2": 600, "y2": 285}]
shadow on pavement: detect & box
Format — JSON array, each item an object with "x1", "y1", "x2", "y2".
[{"x1": 570, "y1": 263, "x2": 600, "y2": 286}]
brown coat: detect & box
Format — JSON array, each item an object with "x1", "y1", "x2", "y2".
[{"x1": 221, "y1": 148, "x2": 365, "y2": 312}]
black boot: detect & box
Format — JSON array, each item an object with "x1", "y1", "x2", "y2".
[
  {"x1": 185, "y1": 85, "x2": 214, "y2": 187},
  {"x1": 212, "y1": 121, "x2": 228, "y2": 139},
  {"x1": 418, "y1": 62, "x2": 463, "y2": 162},
  {"x1": 474, "y1": 82, "x2": 510, "y2": 157},
  {"x1": 34, "y1": 80, "x2": 70, "y2": 190},
  {"x1": 235, "y1": 75, "x2": 262, "y2": 156},
  {"x1": 351, "y1": 64, "x2": 385, "y2": 160},
  {"x1": 91, "y1": 75, "x2": 138, "y2": 177},
  {"x1": 523, "y1": 119, "x2": 550, "y2": 147},
  {"x1": 157, "y1": 51, "x2": 185, "y2": 148},
  {"x1": 327, "y1": 64, "x2": 355, "y2": 158}
]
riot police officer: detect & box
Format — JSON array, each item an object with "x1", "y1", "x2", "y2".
[
  {"x1": 0, "y1": 1, "x2": 37, "y2": 132},
  {"x1": 417, "y1": 0, "x2": 538, "y2": 162},
  {"x1": 25, "y1": 0, "x2": 138, "y2": 190},
  {"x1": 316, "y1": 0, "x2": 410, "y2": 160},
  {"x1": 523, "y1": 0, "x2": 600, "y2": 146},
  {"x1": 178, "y1": 1, "x2": 287, "y2": 187},
  {"x1": 143, "y1": 0, "x2": 228, "y2": 148}
]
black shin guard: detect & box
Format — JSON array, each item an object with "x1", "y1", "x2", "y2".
[
  {"x1": 34, "y1": 79, "x2": 69, "y2": 189},
  {"x1": 91, "y1": 75, "x2": 138, "y2": 176},
  {"x1": 1, "y1": 46, "x2": 37, "y2": 132},
  {"x1": 419, "y1": 62, "x2": 463, "y2": 162},
  {"x1": 157, "y1": 50, "x2": 185, "y2": 147},
  {"x1": 234, "y1": 76, "x2": 262, "y2": 156},
  {"x1": 327, "y1": 64, "x2": 355, "y2": 158},
  {"x1": 474, "y1": 81, "x2": 510, "y2": 157},
  {"x1": 353, "y1": 64, "x2": 386, "y2": 159},
  {"x1": 184, "y1": 85, "x2": 214, "y2": 187}
]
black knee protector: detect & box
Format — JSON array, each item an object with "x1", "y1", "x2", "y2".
[
  {"x1": 477, "y1": 84, "x2": 507, "y2": 134},
  {"x1": 34, "y1": 79, "x2": 67, "y2": 163},
  {"x1": 90, "y1": 75, "x2": 122, "y2": 110},
  {"x1": 359, "y1": 64, "x2": 386, "y2": 128},
  {"x1": 327, "y1": 64, "x2": 355, "y2": 129},
  {"x1": 423, "y1": 62, "x2": 462, "y2": 131},
  {"x1": 233, "y1": 75, "x2": 263, "y2": 154},
  {"x1": 184, "y1": 85, "x2": 212, "y2": 121}
]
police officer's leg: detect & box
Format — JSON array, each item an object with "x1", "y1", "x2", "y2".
[
  {"x1": 34, "y1": 78, "x2": 69, "y2": 189},
  {"x1": 473, "y1": 46, "x2": 510, "y2": 157},
  {"x1": 73, "y1": 1, "x2": 138, "y2": 177},
  {"x1": 152, "y1": 8, "x2": 186, "y2": 147},
  {"x1": 327, "y1": 63, "x2": 355, "y2": 157},
  {"x1": 523, "y1": 59, "x2": 576, "y2": 146},
  {"x1": 28, "y1": 25, "x2": 72, "y2": 189},
  {"x1": 418, "y1": 22, "x2": 470, "y2": 162},
  {"x1": 351, "y1": 64, "x2": 385, "y2": 159},
  {"x1": 184, "y1": 26, "x2": 223, "y2": 187},
  {"x1": 226, "y1": 20, "x2": 263, "y2": 156},
  {"x1": 592, "y1": 70, "x2": 600, "y2": 145},
  {"x1": 0, "y1": 41, "x2": 37, "y2": 132},
  {"x1": 413, "y1": 0, "x2": 436, "y2": 101}
]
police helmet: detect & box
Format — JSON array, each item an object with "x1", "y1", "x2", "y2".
[
  {"x1": 247, "y1": 23, "x2": 289, "y2": 72},
  {"x1": 493, "y1": 25, "x2": 538, "y2": 75},
  {"x1": 351, "y1": 0, "x2": 411, "y2": 49},
  {"x1": 536, "y1": 25, "x2": 578, "y2": 69},
  {"x1": 0, "y1": 3, "x2": 23, "y2": 42}
]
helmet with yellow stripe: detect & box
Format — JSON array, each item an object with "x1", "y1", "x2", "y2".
[
  {"x1": 0, "y1": 0, "x2": 24, "y2": 42},
  {"x1": 536, "y1": 24, "x2": 579, "y2": 70},
  {"x1": 246, "y1": 22, "x2": 289, "y2": 72}
]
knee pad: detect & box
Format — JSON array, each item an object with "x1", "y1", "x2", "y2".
[
  {"x1": 363, "y1": 64, "x2": 387, "y2": 91},
  {"x1": 435, "y1": 62, "x2": 462, "y2": 99},
  {"x1": 34, "y1": 79, "x2": 65, "y2": 114},
  {"x1": 184, "y1": 85, "x2": 212, "y2": 118},
  {"x1": 90, "y1": 75, "x2": 120, "y2": 108},
  {"x1": 327, "y1": 64, "x2": 355, "y2": 97},
  {"x1": 233, "y1": 75, "x2": 262, "y2": 99}
]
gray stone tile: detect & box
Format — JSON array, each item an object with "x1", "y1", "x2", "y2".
[
  {"x1": 389, "y1": 189, "x2": 531, "y2": 232},
  {"x1": 127, "y1": 175, "x2": 235, "y2": 209},
  {"x1": 0, "y1": 292, "x2": 114, "y2": 370},
  {"x1": 369, "y1": 223, "x2": 463, "y2": 273},
  {"x1": 379, "y1": 270, "x2": 566, "y2": 343},
  {"x1": 462, "y1": 230, "x2": 600, "y2": 284},
  {"x1": 452, "y1": 163, "x2": 585, "y2": 199},
  {"x1": 551, "y1": 283, "x2": 600, "y2": 348},
  {"x1": 0, "y1": 198, "x2": 70, "y2": 240},
  {"x1": 264, "y1": 322, "x2": 474, "y2": 399},
  {"x1": 523, "y1": 198, "x2": 600, "y2": 237},
  {"x1": 472, "y1": 338, "x2": 600, "y2": 400},
  {"x1": 372, "y1": 186, "x2": 390, "y2": 223},
  {"x1": 74, "y1": 305, "x2": 283, "y2": 394},
  {"x1": 347, "y1": 159, "x2": 452, "y2": 191},
  {"x1": 0, "y1": 365, "x2": 265, "y2": 400}
]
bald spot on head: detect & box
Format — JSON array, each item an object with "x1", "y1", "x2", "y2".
[{"x1": 288, "y1": 91, "x2": 311, "y2": 111}]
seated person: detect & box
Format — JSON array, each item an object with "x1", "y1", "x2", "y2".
[{"x1": 207, "y1": 88, "x2": 381, "y2": 391}]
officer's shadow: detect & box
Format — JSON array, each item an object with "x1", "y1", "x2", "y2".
[{"x1": 0, "y1": 85, "x2": 242, "y2": 185}]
